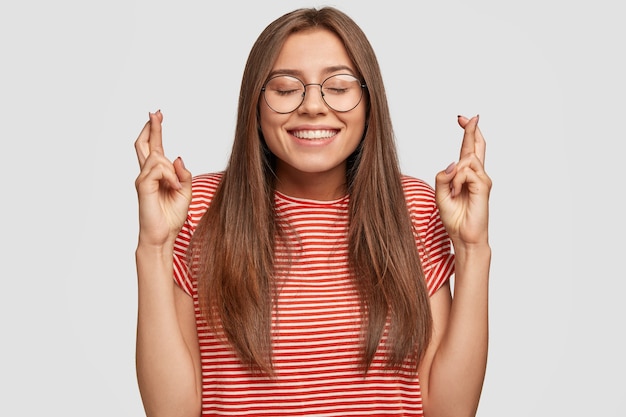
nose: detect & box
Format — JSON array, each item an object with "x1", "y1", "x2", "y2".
[{"x1": 298, "y1": 83, "x2": 327, "y2": 114}]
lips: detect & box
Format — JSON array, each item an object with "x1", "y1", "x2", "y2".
[{"x1": 290, "y1": 129, "x2": 338, "y2": 140}]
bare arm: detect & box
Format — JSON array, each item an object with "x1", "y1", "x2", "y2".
[
  {"x1": 134, "y1": 111, "x2": 201, "y2": 417},
  {"x1": 419, "y1": 115, "x2": 492, "y2": 417}
]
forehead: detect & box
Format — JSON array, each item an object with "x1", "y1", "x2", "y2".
[{"x1": 271, "y1": 28, "x2": 355, "y2": 76}]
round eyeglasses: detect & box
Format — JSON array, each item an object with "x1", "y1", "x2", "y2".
[{"x1": 261, "y1": 73, "x2": 366, "y2": 114}]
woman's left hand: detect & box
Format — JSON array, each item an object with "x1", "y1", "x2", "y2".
[{"x1": 435, "y1": 115, "x2": 492, "y2": 247}]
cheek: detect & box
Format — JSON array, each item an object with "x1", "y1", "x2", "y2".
[
  {"x1": 258, "y1": 112, "x2": 273, "y2": 147},
  {"x1": 348, "y1": 107, "x2": 367, "y2": 137},
  {"x1": 258, "y1": 107, "x2": 288, "y2": 156},
  {"x1": 259, "y1": 104, "x2": 282, "y2": 136}
]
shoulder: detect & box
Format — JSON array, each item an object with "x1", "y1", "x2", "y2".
[
  {"x1": 186, "y1": 171, "x2": 224, "y2": 223},
  {"x1": 191, "y1": 172, "x2": 223, "y2": 196},
  {"x1": 401, "y1": 174, "x2": 437, "y2": 209},
  {"x1": 190, "y1": 172, "x2": 223, "y2": 203}
]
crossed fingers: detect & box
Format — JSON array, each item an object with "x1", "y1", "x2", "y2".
[
  {"x1": 458, "y1": 115, "x2": 486, "y2": 166},
  {"x1": 135, "y1": 110, "x2": 164, "y2": 168}
]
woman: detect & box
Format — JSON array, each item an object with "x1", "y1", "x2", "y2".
[{"x1": 134, "y1": 6, "x2": 491, "y2": 417}]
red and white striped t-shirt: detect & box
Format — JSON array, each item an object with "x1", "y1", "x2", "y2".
[{"x1": 173, "y1": 172, "x2": 454, "y2": 416}]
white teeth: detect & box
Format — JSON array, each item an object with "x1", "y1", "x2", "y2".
[{"x1": 292, "y1": 130, "x2": 336, "y2": 139}]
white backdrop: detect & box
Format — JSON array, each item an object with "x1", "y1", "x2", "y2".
[{"x1": 1, "y1": 0, "x2": 623, "y2": 415}]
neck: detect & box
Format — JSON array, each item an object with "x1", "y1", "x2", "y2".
[{"x1": 275, "y1": 165, "x2": 348, "y2": 201}]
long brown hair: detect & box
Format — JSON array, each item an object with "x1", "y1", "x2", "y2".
[{"x1": 189, "y1": 7, "x2": 432, "y2": 376}]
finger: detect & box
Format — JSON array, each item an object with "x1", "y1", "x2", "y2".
[
  {"x1": 458, "y1": 114, "x2": 479, "y2": 160},
  {"x1": 450, "y1": 155, "x2": 492, "y2": 197},
  {"x1": 135, "y1": 153, "x2": 182, "y2": 194},
  {"x1": 457, "y1": 114, "x2": 470, "y2": 129},
  {"x1": 148, "y1": 110, "x2": 164, "y2": 154},
  {"x1": 134, "y1": 120, "x2": 152, "y2": 167},
  {"x1": 474, "y1": 124, "x2": 487, "y2": 166}
]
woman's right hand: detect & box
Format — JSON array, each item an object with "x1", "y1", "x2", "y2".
[{"x1": 134, "y1": 110, "x2": 192, "y2": 248}]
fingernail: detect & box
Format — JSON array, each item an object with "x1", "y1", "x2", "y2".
[{"x1": 445, "y1": 162, "x2": 456, "y2": 174}]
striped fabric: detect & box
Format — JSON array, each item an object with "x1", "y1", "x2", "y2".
[{"x1": 173, "y1": 172, "x2": 454, "y2": 416}]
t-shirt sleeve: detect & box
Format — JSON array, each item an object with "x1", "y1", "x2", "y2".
[
  {"x1": 403, "y1": 176, "x2": 455, "y2": 296},
  {"x1": 173, "y1": 214, "x2": 195, "y2": 297},
  {"x1": 172, "y1": 172, "x2": 222, "y2": 297}
]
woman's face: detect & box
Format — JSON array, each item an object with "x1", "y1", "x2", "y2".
[{"x1": 259, "y1": 28, "x2": 366, "y2": 199}]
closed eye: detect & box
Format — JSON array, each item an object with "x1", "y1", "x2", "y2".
[
  {"x1": 274, "y1": 88, "x2": 302, "y2": 96},
  {"x1": 324, "y1": 87, "x2": 349, "y2": 95}
]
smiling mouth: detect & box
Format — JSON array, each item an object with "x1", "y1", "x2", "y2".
[{"x1": 290, "y1": 129, "x2": 338, "y2": 140}]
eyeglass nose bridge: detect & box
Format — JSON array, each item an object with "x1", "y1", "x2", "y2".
[{"x1": 300, "y1": 82, "x2": 326, "y2": 103}]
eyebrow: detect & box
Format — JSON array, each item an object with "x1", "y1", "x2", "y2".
[{"x1": 268, "y1": 65, "x2": 356, "y2": 79}]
